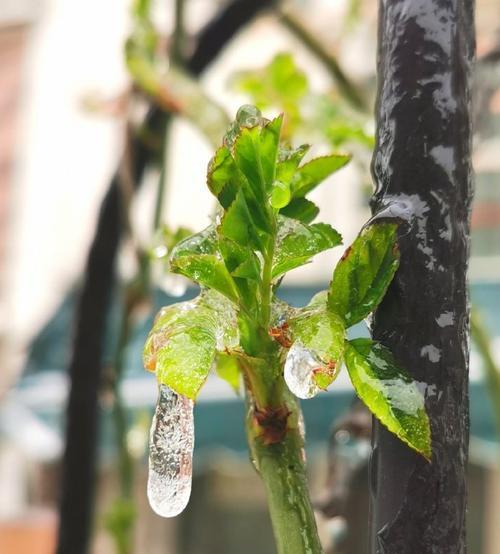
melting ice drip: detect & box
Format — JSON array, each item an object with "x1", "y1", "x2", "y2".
[
  {"x1": 284, "y1": 342, "x2": 325, "y2": 399},
  {"x1": 147, "y1": 384, "x2": 194, "y2": 517}
]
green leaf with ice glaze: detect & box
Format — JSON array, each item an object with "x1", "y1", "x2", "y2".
[
  {"x1": 272, "y1": 217, "x2": 342, "y2": 278},
  {"x1": 328, "y1": 222, "x2": 400, "y2": 326},
  {"x1": 344, "y1": 338, "x2": 431, "y2": 459}
]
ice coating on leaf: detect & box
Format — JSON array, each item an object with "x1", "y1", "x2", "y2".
[
  {"x1": 170, "y1": 224, "x2": 218, "y2": 257},
  {"x1": 284, "y1": 342, "x2": 325, "y2": 399},
  {"x1": 143, "y1": 291, "x2": 239, "y2": 399},
  {"x1": 273, "y1": 216, "x2": 342, "y2": 279},
  {"x1": 143, "y1": 301, "x2": 197, "y2": 372},
  {"x1": 344, "y1": 339, "x2": 431, "y2": 459},
  {"x1": 147, "y1": 385, "x2": 194, "y2": 518},
  {"x1": 201, "y1": 289, "x2": 240, "y2": 350},
  {"x1": 270, "y1": 296, "x2": 296, "y2": 328}
]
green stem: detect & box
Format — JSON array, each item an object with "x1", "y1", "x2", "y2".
[
  {"x1": 279, "y1": 10, "x2": 367, "y2": 112},
  {"x1": 246, "y1": 393, "x2": 323, "y2": 554},
  {"x1": 238, "y1": 197, "x2": 322, "y2": 551},
  {"x1": 470, "y1": 309, "x2": 500, "y2": 437},
  {"x1": 260, "y1": 235, "x2": 276, "y2": 327}
]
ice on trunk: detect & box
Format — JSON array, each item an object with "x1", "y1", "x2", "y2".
[
  {"x1": 147, "y1": 384, "x2": 194, "y2": 518},
  {"x1": 284, "y1": 342, "x2": 324, "y2": 399}
]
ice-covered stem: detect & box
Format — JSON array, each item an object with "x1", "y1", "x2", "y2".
[{"x1": 244, "y1": 365, "x2": 323, "y2": 554}]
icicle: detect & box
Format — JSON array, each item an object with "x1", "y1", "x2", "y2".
[
  {"x1": 147, "y1": 385, "x2": 194, "y2": 518},
  {"x1": 284, "y1": 342, "x2": 324, "y2": 399}
]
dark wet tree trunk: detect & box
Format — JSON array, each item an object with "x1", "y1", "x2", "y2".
[{"x1": 369, "y1": 1, "x2": 475, "y2": 553}]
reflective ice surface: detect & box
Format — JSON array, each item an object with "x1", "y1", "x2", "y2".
[{"x1": 147, "y1": 385, "x2": 194, "y2": 518}]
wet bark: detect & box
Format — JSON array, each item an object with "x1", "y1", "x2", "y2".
[
  {"x1": 369, "y1": 1, "x2": 475, "y2": 553},
  {"x1": 55, "y1": 2, "x2": 274, "y2": 553}
]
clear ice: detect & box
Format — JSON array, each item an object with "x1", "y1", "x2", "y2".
[
  {"x1": 284, "y1": 342, "x2": 324, "y2": 399},
  {"x1": 147, "y1": 384, "x2": 194, "y2": 518}
]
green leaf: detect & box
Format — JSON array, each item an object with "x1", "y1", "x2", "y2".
[
  {"x1": 232, "y1": 115, "x2": 283, "y2": 199},
  {"x1": 218, "y1": 237, "x2": 260, "y2": 314},
  {"x1": 143, "y1": 300, "x2": 217, "y2": 399},
  {"x1": 291, "y1": 154, "x2": 351, "y2": 198},
  {"x1": 344, "y1": 339, "x2": 431, "y2": 459},
  {"x1": 170, "y1": 226, "x2": 242, "y2": 303},
  {"x1": 170, "y1": 224, "x2": 218, "y2": 257},
  {"x1": 231, "y1": 53, "x2": 308, "y2": 117},
  {"x1": 279, "y1": 197, "x2": 319, "y2": 223},
  {"x1": 266, "y1": 53, "x2": 308, "y2": 102},
  {"x1": 219, "y1": 238, "x2": 260, "y2": 281},
  {"x1": 259, "y1": 115, "x2": 283, "y2": 186},
  {"x1": 328, "y1": 222, "x2": 400, "y2": 326},
  {"x1": 219, "y1": 189, "x2": 263, "y2": 250},
  {"x1": 233, "y1": 126, "x2": 267, "y2": 200},
  {"x1": 207, "y1": 146, "x2": 240, "y2": 208},
  {"x1": 170, "y1": 253, "x2": 239, "y2": 303},
  {"x1": 214, "y1": 352, "x2": 241, "y2": 393},
  {"x1": 272, "y1": 217, "x2": 342, "y2": 279},
  {"x1": 276, "y1": 144, "x2": 310, "y2": 184},
  {"x1": 144, "y1": 292, "x2": 239, "y2": 399}
]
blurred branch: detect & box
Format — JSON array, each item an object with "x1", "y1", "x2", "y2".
[{"x1": 279, "y1": 9, "x2": 367, "y2": 112}]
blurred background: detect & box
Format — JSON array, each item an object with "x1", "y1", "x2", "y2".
[{"x1": 0, "y1": 0, "x2": 499, "y2": 552}]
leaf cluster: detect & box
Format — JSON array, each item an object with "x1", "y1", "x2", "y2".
[{"x1": 143, "y1": 106, "x2": 431, "y2": 459}]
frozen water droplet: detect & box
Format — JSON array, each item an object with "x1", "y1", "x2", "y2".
[
  {"x1": 223, "y1": 106, "x2": 263, "y2": 148},
  {"x1": 284, "y1": 343, "x2": 324, "y2": 399},
  {"x1": 147, "y1": 385, "x2": 194, "y2": 518},
  {"x1": 236, "y1": 104, "x2": 262, "y2": 127}
]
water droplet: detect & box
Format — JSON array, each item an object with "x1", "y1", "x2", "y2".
[
  {"x1": 270, "y1": 180, "x2": 291, "y2": 209},
  {"x1": 284, "y1": 342, "x2": 324, "y2": 399},
  {"x1": 147, "y1": 385, "x2": 194, "y2": 518}
]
